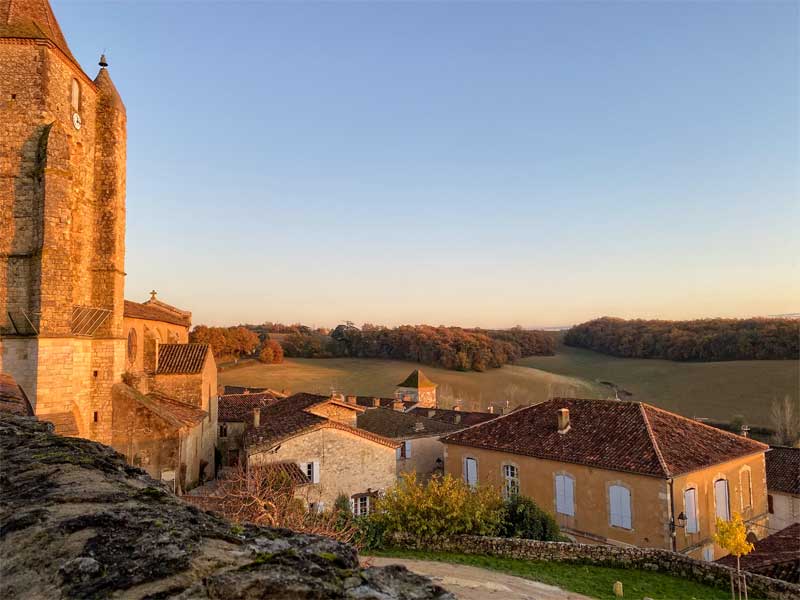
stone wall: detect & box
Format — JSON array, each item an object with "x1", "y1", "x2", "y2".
[{"x1": 401, "y1": 535, "x2": 800, "y2": 600}]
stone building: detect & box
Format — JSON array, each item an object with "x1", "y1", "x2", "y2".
[
  {"x1": 442, "y1": 398, "x2": 770, "y2": 561},
  {"x1": 246, "y1": 393, "x2": 398, "y2": 513},
  {"x1": 765, "y1": 446, "x2": 800, "y2": 534},
  {"x1": 395, "y1": 369, "x2": 438, "y2": 408},
  {"x1": 217, "y1": 390, "x2": 286, "y2": 467},
  {"x1": 0, "y1": 1, "x2": 217, "y2": 489}
]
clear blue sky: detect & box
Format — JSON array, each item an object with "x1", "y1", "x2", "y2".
[{"x1": 56, "y1": 1, "x2": 798, "y2": 328}]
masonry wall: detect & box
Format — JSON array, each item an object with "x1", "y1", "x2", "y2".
[
  {"x1": 248, "y1": 427, "x2": 397, "y2": 509},
  {"x1": 217, "y1": 421, "x2": 247, "y2": 466},
  {"x1": 307, "y1": 402, "x2": 358, "y2": 427},
  {"x1": 397, "y1": 435, "x2": 444, "y2": 479},
  {"x1": 122, "y1": 316, "x2": 188, "y2": 373},
  {"x1": 768, "y1": 492, "x2": 800, "y2": 534},
  {"x1": 444, "y1": 443, "x2": 673, "y2": 549}
]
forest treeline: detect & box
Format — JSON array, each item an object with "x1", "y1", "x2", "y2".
[
  {"x1": 190, "y1": 322, "x2": 555, "y2": 372},
  {"x1": 564, "y1": 317, "x2": 799, "y2": 361}
]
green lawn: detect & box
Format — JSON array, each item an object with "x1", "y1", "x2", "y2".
[
  {"x1": 519, "y1": 343, "x2": 797, "y2": 427},
  {"x1": 374, "y1": 549, "x2": 745, "y2": 600}
]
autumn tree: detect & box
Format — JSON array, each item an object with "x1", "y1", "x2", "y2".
[{"x1": 714, "y1": 512, "x2": 755, "y2": 600}]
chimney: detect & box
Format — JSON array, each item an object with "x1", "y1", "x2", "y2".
[
  {"x1": 253, "y1": 407, "x2": 261, "y2": 428},
  {"x1": 414, "y1": 421, "x2": 425, "y2": 432},
  {"x1": 392, "y1": 399, "x2": 405, "y2": 412},
  {"x1": 488, "y1": 406, "x2": 494, "y2": 414},
  {"x1": 740, "y1": 425, "x2": 751, "y2": 438},
  {"x1": 372, "y1": 397, "x2": 381, "y2": 408},
  {"x1": 454, "y1": 414, "x2": 461, "y2": 425},
  {"x1": 427, "y1": 409, "x2": 436, "y2": 418},
  {"x1": 557, "y1": 408, "x2": 570, "y2": 434},
  {"x1": 453, "y1": 405, "x2": 461, "y2": 412},
  {"x1": 346, "y1": 395, "x2": 357, "y2": 405}
]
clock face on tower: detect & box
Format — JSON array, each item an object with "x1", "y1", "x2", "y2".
[{"x1": 72, "y1": 112, "x2": 82, "y2": 130}]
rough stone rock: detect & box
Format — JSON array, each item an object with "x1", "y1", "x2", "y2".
[{"x1": 0, "y1": 414, "x2": 453, "y2": 599}]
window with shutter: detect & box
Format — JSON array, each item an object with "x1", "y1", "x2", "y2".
[
  {"x1": 555, "y1": 475, "x2": 575, "y2": 516},
  {"x1": 464, "y1": 457, "x2": 478, "y2": 487},
  {"x1": 684, "y1": 488, "x2": 699, "y2": 533},
  {"x1": 740, "y1": 469, "x2": 752, "y2": 509},
  {"x1": 714, "y1": 479, "x2": 730, "y2": 521},
  {"x1": 404, "y1": 440, "x2": 412, "y2": 459},
  {"x1": 502, "y1": 464, "x2": 519, "y2": 498},
  {"x1": 609, "y1": 485, "x2": 632, "y2": 529}
]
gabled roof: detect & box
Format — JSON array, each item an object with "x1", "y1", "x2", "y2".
[
  {"x1": 143, "y1": 392, "x2": 207, "y2": 428},
  {"x1": 0, "y1": 0, "x2": 77, "y2": 65},
  {"x1": 219, "y1": 392, "x2": 283, "y2": 424},
  {"x1": 246, "y1": 393, "x2": 398, "y2": 453},
  {"x1": 397, "y1": 369, "x2": 437, "y2": 389},
  {"x1": 408, "y1": 406, "x2": 497, "y2": 427},
  {"x1": 124, "y1": 299, "x2": 192, "y2": 328},
  {"x1": 357, "y1": 408, "x2": 462, "y2": 439},
  {"x1": 441, "y1": 398, "x2": 767, "y2": 478},
  {"x1": 717, "y1": 523, "x2": 800, "y2": 583},
  {"x1": 157, "y1": 343, "x2": 210, "y2": 374},
  {"x1": 766, "y1": 446, "x2": 800, "y2": 495}
]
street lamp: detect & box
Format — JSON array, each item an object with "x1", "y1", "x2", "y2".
[{"x1": 670, "y1": 512, "x2": 688, "y2": 534}]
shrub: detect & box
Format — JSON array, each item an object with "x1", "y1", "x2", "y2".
[
  {"x1": 370, "y1": 473, "x2": 504, "y2": 543},
  {"x1": 498, "y1": 494, "x2": 562, "y2": 541}
]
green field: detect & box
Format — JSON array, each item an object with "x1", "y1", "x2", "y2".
[
  {"x1": 519, "y1": 344, "x2": 797, "y2": 427},
  {"x1": 220, "y1": 347, "x2": 797, "y2": 426},
  {"x1": 219, "y1": 357, "x2": 603, "y2": 413}
]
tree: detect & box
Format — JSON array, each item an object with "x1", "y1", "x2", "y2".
[
  {"x1": 770, "y1": 395, "x2": 800, "y2": 447},
  {"x1": 498, "y1": 495, "x2": 562, "y2": 541},
  {"x1": 714, "y1": 512, "x2": 755, "y2": 600},
  {"x1": 258, "y1": 340, "x2": 284, "y2": 364}
]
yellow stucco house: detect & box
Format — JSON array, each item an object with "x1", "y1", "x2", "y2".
[{"x1": 442, "y1": 397, "x2": 769, "y2": 560}]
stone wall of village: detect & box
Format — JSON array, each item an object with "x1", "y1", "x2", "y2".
[{"x1": 402, "y1": 535, "x2": 800, "y2": 600}]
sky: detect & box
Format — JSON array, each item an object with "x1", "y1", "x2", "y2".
[{"x1": 56, "y1": 0, "x2": 798, "y2": 328}]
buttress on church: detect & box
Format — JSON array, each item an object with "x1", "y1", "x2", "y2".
[{"x1": 0, "y1": 0, "x2": 217, "y2": 491}]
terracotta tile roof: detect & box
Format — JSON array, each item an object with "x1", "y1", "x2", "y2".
[
  {"x1": 157, "y1": 343, "x2": 210, "y2": 374},
  {"x1": 124, "y1": 299, "x2": 192, "y2": 328},
  {"x1": 0, "y1": 0, "x2": 78, "y2": 66},
  {"x1": 766, "y1": 446, "x2": 800, "y2": 495},
  {"x1": 717, "y1": 523, "x2": 800, "y2": 583},
  {"x1": 246, "y1": 393, "x2": 399, "y2": 453},
  {"x1": 0, "y1": 373, "x2": 33, "y2": 416},
  {"x1": 408, "y1": 406, "x2": 497, "y2": 427},
  {"x1": 352, "y1": 396, "x2": 414, "y2": 410},
  {"x1": 441, "y1": 398, "x2": 767, "y2": 478},
  {"x1": 357, "y1": 408, "x2": 462, "y2": 439},
  {"x1": 219, "y1": 392, "x2": 283, "y2": 423},
  {"x1": 142, "y1": 391, "x2": 207, "y2": 428},
  {"x1": 397, "y1": 369, "x2": 437, "y2": 389},
  {"x1": 258, "y1": 461, "x2": 312, "y2": 486}
]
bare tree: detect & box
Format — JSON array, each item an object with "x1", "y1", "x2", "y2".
[{"x1": 770, "y1": 395, "x2": 800, "y2": 447}]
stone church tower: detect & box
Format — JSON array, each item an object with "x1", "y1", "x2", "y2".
[{"x1": 0, "y1": 0, "x2": 126, "y2": 443}]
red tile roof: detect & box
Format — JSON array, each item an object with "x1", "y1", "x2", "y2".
[
  {"x1": 408, "y1": 406, "x2": 497, "y2": 427},
  {"x1": 717, "y1": 523, "x2": 800, "y2": 583},
  {"x1": 124, "y1": 299, "x2": 192, "y2": 328},
  {"x1": 397, "y1": 369, "x2": 437, "y2": 389},
  {"x1": 357, "y1": 408, "x2": 463, "y2": 439},
  {"x1": 219, "y1": 392, "x2": 284, "y2": 423},
  {"x1": 157, "y1": 343, "x2": 210, "y2": 374},
  {"x1": 142, "y1": 392, "x2": 207, "y2": 428},
  {"x1": 441, "y1": 398, "x2": 767, "y2": 478},
  {"x1": 246, "y1": 393, "x2": 399, "y2": 453},
  {"x1": 352, "y1": 396, "x2": 415, "y2": 410},
  {"x1": 766, "y1": 446, "x2": 800, "y2": 495},
  {"x1": 0, "y1": 0, "x2": 78, "y2": 66}
]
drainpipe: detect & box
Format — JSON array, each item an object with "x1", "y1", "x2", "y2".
[{"x1": 668, "y1": 478, "x2": 677, "y2": 553}]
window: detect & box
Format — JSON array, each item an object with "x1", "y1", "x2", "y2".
[
  {"x1": 309, "y1": 501, "x2": 325, "y2": 513},
  {"x1": 70, "y1": 78, "x2": 80, "y2": 111},
  {"x1": 768, "y1": 494, "x2": 774, "y2": 514},
  {"x1": 555, "y1": 474, "x2": 575, "y2": 516},
  {"x1": 714, "y1": 479, "x2": 730, "y2": 521},
  {"x1": 302, "y1": 461, "x2": 320, "y2": 484},
  {"x1": 219, "y1": 423, "x2": 228, "y2": 438},
  {"x1": 396, "y1": 440, "x2": 412, "y2": 460},
  {"x1": 352, "y1": 494, "x2": 371, "y2": 516},
  {"x1": 127, "y1": 328, "x2": 137, "y2": 363},
  {"x1": 740, "y1": 469, "x2": 752, "y2": 509},
  {"x1": 609, "y1": 485, "x2": 632, "y2": 529},
  {"x1": 684, "y1": 487, "x2": 699, "y2": 533},
  {"x1": 464, "y1": 457, "x2": 478, "y2": 487},
  {"x1": 702, "y1": 546, "x2": 714, "y2": 562},
  {"x1": 503, "y1": 464, "x2": 520, "y2": 498},
  {"x1": 93, "y1": 411, "x2": 99, "y2": 423}
]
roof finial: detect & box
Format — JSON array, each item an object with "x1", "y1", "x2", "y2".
[
  {"x1": 99, "y1": 53, "x2": 108, "y2": 68},
  {"x1": 149, "y1": 290, "x2": 157, "y2": 301}
]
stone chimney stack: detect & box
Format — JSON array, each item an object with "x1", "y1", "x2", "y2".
[
  {"x1": 453, "y1": 405, "x2": 461, "y2": 412},
  {"x1": 488, "y1": 406, "x2": 494, "y2": 414},
  {"x1": 454, "y1": 413, "x2": 461, "y2": 425},
  {"x1": 740, "y1": 425, "x2": 751, "y2": 438},
  {"x1": 372, "y1": 397, "x2": 381, "y2": 408},
  {"x1": 253, "y1": 407, "x2": 261, "y2": 428},
  {"x1": 557, "y1": 408, "x2": 570, "y2": 434}
]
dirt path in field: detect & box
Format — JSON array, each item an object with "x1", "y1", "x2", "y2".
[{"x1": 363, "y1": 556, "x2": 593, "y2": 600}]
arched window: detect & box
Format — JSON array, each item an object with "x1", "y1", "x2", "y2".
[
  {"x1": 740, "y1": 468, "x2": 752, "y2": 509},
  {"x1": 684, "y1": 487, "x2": 699, "y2": 533},
  {"x1": 609, "y1": 484, "x2": 632, "y2": 529},
  {"x1": 70, "y1": 79, "x2": 80, "y2": 111},
  {"x1": 127, "y1": 328, "x2": 138, "y2": 363},
  {"x1": 555, "y1": 474, "x2": 575, "y2": 516},
  {"x1": 714, "y1": 479, "x2": 730, "y2": 521},
  {"x1": 502, "y1": 464, "x2": 519, "y2": 498}
]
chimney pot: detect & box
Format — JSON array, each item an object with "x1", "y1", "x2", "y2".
[
  {"x1": 557, "y1": 408, "x2": 570, "y2": 434},
  {"x1": 253, "y1": 407, "x2": 261, "y2": 428},
  {"x1": 346, "y1": 395, "x2": 357, "y2": 405},
  {"x1": 453, "y1": 405, "x2": 461, "y2": 411},
  {"x1": 372, "y1": 397, "x2": 381, "y2": 407}
]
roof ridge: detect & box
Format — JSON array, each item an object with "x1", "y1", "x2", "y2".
[
  {"x1": 639, "y1": 403, "x2": 671, "y2": 477},
  {"x1": 642, "y1": 402, "x2": 768, "y2": 450},
  {"x1": 440, "y1": 401, "x2": 538, "y2": 442}
]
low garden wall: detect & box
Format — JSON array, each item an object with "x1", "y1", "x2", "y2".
[{"x1": 397, "y1": 535, "x2": 800, "y2": 600}]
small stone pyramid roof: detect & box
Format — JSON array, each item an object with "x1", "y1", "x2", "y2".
[
  {"x1": 397, "y1": 369, "x2": 437, "y2": 389},
  {"x1": 0, "y1": 0, "x2": 78, "y2": 65}
]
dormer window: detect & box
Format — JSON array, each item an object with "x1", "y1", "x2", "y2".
[{"x1": 70, "y1": 79, "x2": 80, "y2": 111}]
